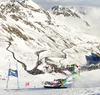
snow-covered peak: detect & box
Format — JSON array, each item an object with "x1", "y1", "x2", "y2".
[
  {"x1": 50, "y1": 6, "x2": 90, "y2": 32},
  {"x1": 51, "y1": 6, "x2": 81, "y2": 18},
  {"x1": 51, "y1": 5, "x2": 62, "y2": 11}
]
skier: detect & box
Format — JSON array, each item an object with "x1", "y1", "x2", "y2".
[
  {"x1": 44, "y1": 64, "x2": 80, "y2": 88},
  {"x1": 61, "y1": 64, "x2": 80, "y2": 86}
]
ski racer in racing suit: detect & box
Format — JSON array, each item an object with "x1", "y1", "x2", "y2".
[
  {"x1": 44, "y1": 64, "x2": 80, "y2": 87},
  {"x1": 61, "y1": 64, "x2": 80, "y2": 86}
]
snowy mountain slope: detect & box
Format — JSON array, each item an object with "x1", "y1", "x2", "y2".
[
  {"x1": 50, "y1": 5, "x2": 90, "y2": 32},
  {"x1": 66, "y1": 6, "x2": 100, "y2": 37},
  {"x1": 0, "y1": 0, "x2": 100, "y2": 90},
  {"x1": 0, "y1": 70, "x2": 100, "y2": 94},
  {"x1": 0, "y1": 0, "x2": 100, "y2": 71}
]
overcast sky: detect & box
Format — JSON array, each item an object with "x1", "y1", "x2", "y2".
[{"x1": 32, "y1": 0, "x2": 100, "y2": 9}]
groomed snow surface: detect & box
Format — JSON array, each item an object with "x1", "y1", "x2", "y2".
[
  {"x1": 1, "y1": 87, "x2": 100, "y2": 95},
  {"x1": 0, "y1": 69, "x2": 100, "y2": 95}
]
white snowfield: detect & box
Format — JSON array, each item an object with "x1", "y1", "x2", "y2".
[{"x1": 0, "y1": 0, "x2": 100, "y2": 95}]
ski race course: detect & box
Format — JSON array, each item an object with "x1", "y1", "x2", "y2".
[{"x1": 0, "y1": 69, "x2": 100, "y2": 95}]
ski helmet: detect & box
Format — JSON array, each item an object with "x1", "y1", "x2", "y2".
[{"x1": 75, "y1": 64, "x2": 78, "y2": 67}]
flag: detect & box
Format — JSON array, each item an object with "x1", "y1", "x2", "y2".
[
  {"x1": 25, "y1": 82, "x2": 30, "y2": 86},
  {"x1": 8, "y1": 69, "x2": 18, "y2": 77},
  {"x1": 6, "y1": 61, "x2": 19, "y2": 88}
]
